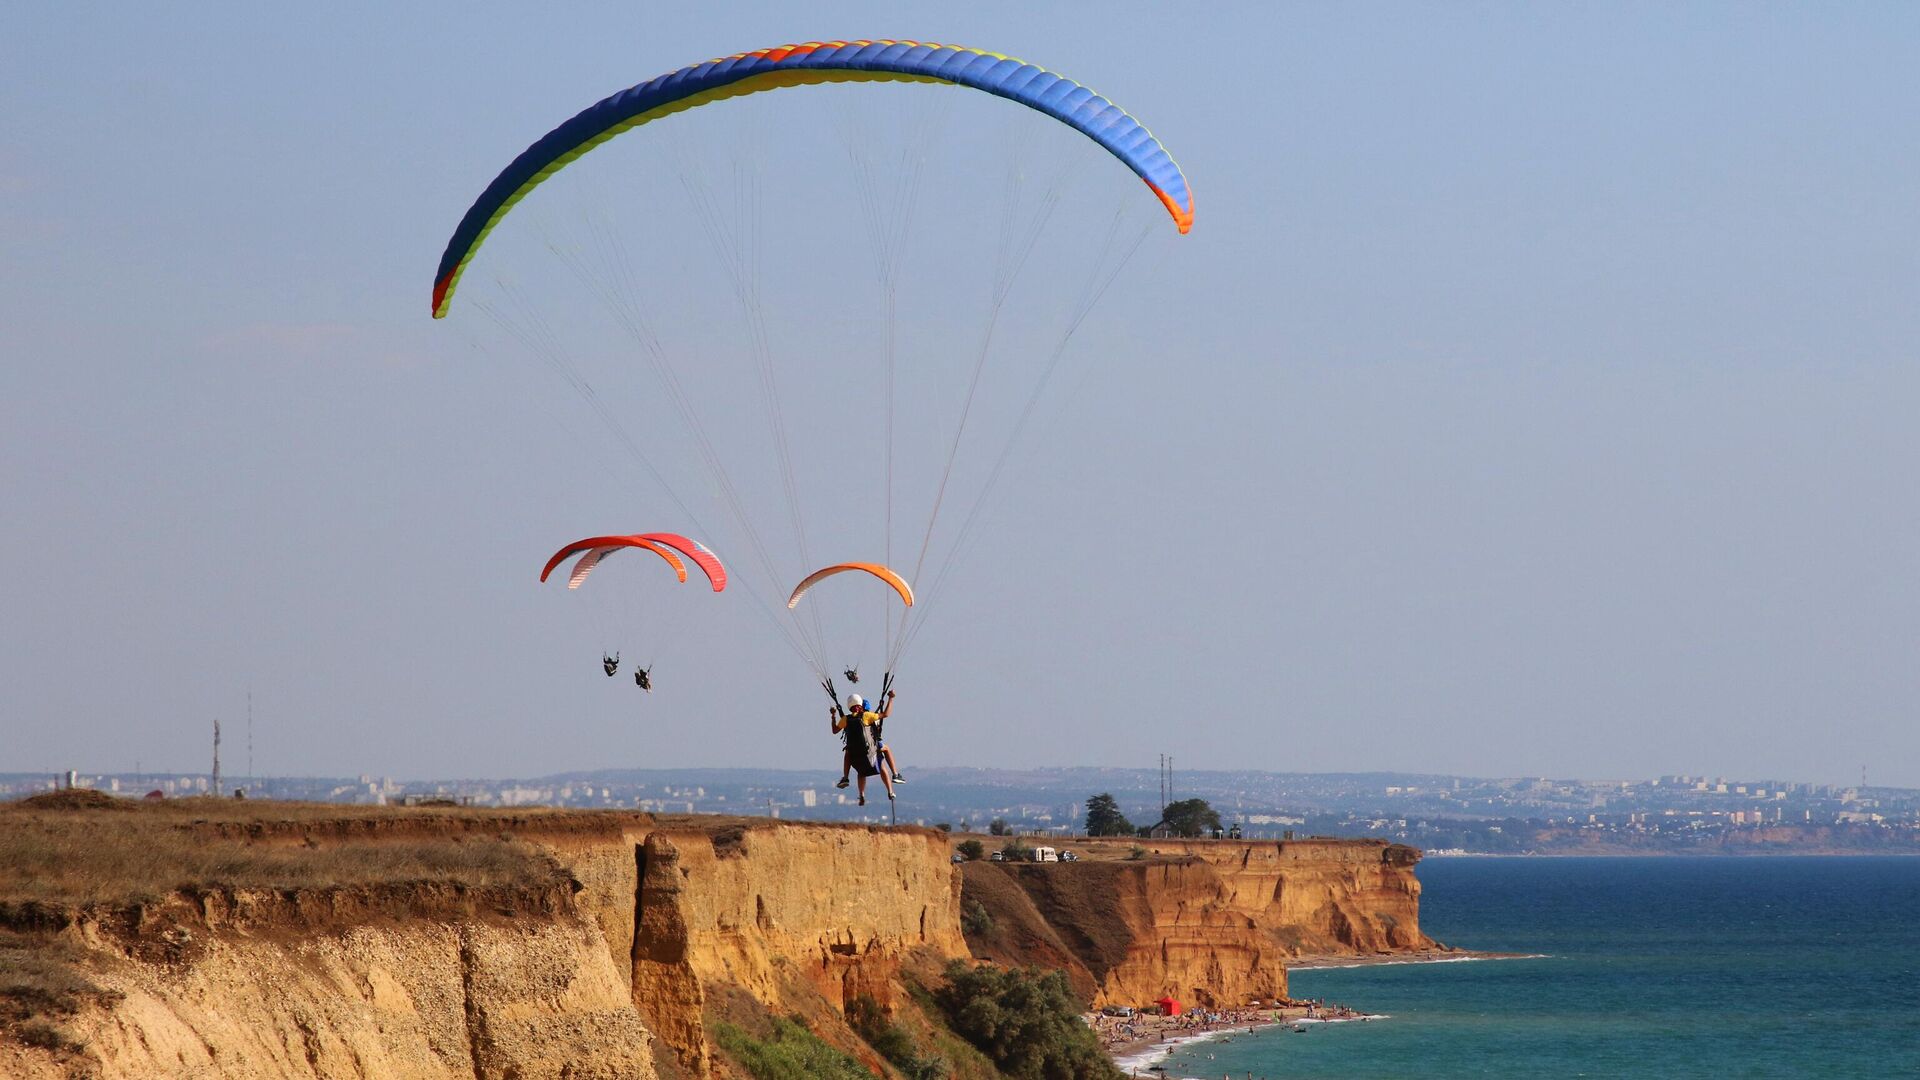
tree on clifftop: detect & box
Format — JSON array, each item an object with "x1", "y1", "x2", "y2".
[
  {"x1": 1156, "y1": 798, "x2": 1222, "y2": 838},
  {"x1": 1084, "y1": 793, "x2": 1135, "y2": 836}
]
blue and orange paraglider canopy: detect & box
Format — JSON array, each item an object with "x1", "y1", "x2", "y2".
[{"x1": 431, "y1": 40, "x2": 1192, "y2": 317}]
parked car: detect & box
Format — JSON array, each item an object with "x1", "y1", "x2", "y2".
[
  {"x1": 951, "y1": 853, "x2": 968, "y2": 863},
  {"x1": 989, "y1": 851, "x2": 1004, "y2": 862},
  {"x1": 1060, "y1": 850, "x2": 1079, "y2": 862}
]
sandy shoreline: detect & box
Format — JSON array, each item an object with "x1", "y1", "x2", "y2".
[
  {"x1": 1097, "y1": 1003, "x2": 1381, "y2": 1072},
  {"x1": 1288, "y1": 947, "x2": 1540, "y2": 970},
  {"x1": 1097, "y1": 951, "x2": 1537, "y2": 1073},
  {"x1": 1102, "y1": 1011, "x2": 1290, "y2": 1076}
]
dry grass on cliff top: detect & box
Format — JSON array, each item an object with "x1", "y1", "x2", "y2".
[{"x1": 0, "y1": 792, "x2": 568, "y2": 908}]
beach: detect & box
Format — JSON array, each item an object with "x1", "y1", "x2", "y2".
[
  {"x1": 1288, "y1": 947, "x2": 1537, "y2": 970},
  {"x1": 1096, "y1": 951, "x2": 1519, "y2": 1076},
  {"x1": 1095, "y1": 1001, "x2": 1383, "y2": 1076}
]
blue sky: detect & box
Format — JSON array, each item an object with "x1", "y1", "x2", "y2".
[{"x1": 4, "y1": 3, "x2": 1917, "y2": 786}]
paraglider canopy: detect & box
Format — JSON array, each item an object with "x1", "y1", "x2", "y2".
[
  {"x1": 788, "y1": 562, "x2": 914, "y2": 609},
  {"x1": 633, "y1": 533, "x2": 727, "y2": 592},
  {"x1": 540, "y1": 534, "x2": 727, "y2": 592},
  {"x1": 430, "y1": 40, "x2": 1193, "y2": 317},
  {"x1": 541, "y1": 536, "x2": 688, "y2": 589}
]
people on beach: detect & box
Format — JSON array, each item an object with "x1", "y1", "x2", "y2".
[{"x1": 1089, "y1": 998, "x2": 1374, "y2": 1073}]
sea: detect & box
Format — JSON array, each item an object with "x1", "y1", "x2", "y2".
[{"x1": 1146, "y1": 856, "x2": 1920, "y2": 1079}]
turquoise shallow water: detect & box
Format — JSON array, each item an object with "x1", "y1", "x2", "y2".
[{"x1": 1150, "y1": 857, "x2": 1920, "y2": 1079}]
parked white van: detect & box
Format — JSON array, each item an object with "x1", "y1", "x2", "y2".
[{"x1": 1032, "y1": 846, "x2": 1059, "y2": 863}]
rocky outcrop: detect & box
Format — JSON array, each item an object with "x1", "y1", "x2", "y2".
[
  {"x1": 962, "y1": 838, "x2": 1436, "y2": 1008},
  {"x1": 618, "y1": 821, "x2": 963, "y2": 1076}
]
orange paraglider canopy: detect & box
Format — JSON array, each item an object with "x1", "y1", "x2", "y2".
[{"x1": 787, "y1": 562, "x2": 914, "y2": 609}]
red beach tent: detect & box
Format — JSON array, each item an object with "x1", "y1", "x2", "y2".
[{"x1": 1155, "y1": 996, "x2": 1183, "y2": 1016}]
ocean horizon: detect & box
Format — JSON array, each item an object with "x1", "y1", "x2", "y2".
[{"x1": 1149, "y1": 856, "x2": 1920, "y2": 1079}]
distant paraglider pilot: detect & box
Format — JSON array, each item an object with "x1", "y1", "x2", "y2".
[
  {"x1": 634, "y1": 667, "x2": 652, "y2": 692},
  {"x1": 602, "y1": 652, "x2": 620, "y2": 677},
  {"x1": 832, "y1": 692, "x2": 897, "y2": 805}
]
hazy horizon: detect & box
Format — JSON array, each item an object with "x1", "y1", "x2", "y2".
[{"x1": 5, "y1": 3, "x2": 1917, "y2": 788}]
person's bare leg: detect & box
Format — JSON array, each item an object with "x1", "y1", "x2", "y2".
[{"x1": 856, "y1": 774, "x2": 868, "y2": 805}]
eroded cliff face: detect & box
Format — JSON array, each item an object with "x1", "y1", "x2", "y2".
[
  {"x1": 82, "y1": 918, "x2": 652, "y2": 1080},
  {"x1": 3, "y1": 882, "x2": 656, "y2": 1080},
  {"x1": 2, "y1": 813, "x2": 966, "y2": 1080},
  {"x1": 615, "y1": 821, "x2": 964, "y2": 1077},
  {"x1": 3, "y1": 808, "x2": 1431, "y2": 1079},
  {"x1": 962, "y1": 838, "x2": 1436, "y2": 1008}
]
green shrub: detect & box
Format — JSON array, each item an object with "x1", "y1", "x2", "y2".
[
  {"x1": 848, "y1": 995, "x2": 948, "y2": 1080},
  {"x1": 934, "y1": 961, "x2": 1121, "y2": 1080},
  {"x1": 999, "y1": 839, "x2": 1032, "y2": 863},
  {"x1": 956, "y1": 839, "x2": 985, "y2": 861},
  {"x1": 713, "y1": 1015, "x2": 873, "y2": 1080},
  {"x1": 961, "y1": 900, "x2": 996, "y2": 936}
]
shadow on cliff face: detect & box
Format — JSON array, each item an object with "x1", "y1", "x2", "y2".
[
  {"x1": 958, "y1": 861, "x2": 1147, "y2": 1000},
  {"x1": 0, "y1": 928, "x2": 121, "y2": 1068},
  {"x1": 954, "y1": 862, "x2": 1101, "y2": 999}
]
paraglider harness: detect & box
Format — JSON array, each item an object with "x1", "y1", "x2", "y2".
[
  {"x1": 824, "y1": 671, "x2": 896, "y2": 824},
  {"x1": 602, "y1": 652, "x2": 620, "y2": 677},
  {"x1": 634, "y1": 666, "x2": 652, "y2": 692}
]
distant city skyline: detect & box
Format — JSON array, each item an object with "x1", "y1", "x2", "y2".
[{"x1": 10, "y1": 762, "x2": 1915, "y2": 857}]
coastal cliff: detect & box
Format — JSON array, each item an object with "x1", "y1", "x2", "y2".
[
  {"x1": 1, "y1": 800, "x2": 1432, "y2": 1078},
  {"x1": 1, "y1": 878, "x2": 659, "y2": 1080},
  {"x1": 960, "y1": 838, "x2": 1436, "y2": 1007}
]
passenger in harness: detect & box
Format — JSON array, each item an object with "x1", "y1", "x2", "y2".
[{"x1": 831, "y1": 692, "x2": 895, "y2": 805}]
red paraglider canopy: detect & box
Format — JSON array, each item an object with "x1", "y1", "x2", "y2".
[
  {"x1": 540, "y1": 535, "x2": 688, "y2": 588},
  {"x1": 633, "y1": 533, "x2": 727, "y2": 592}
]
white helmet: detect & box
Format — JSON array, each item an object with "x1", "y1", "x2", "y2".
[{"x1": 846, "y1": 693, "x2": 865, "y2": 711}]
